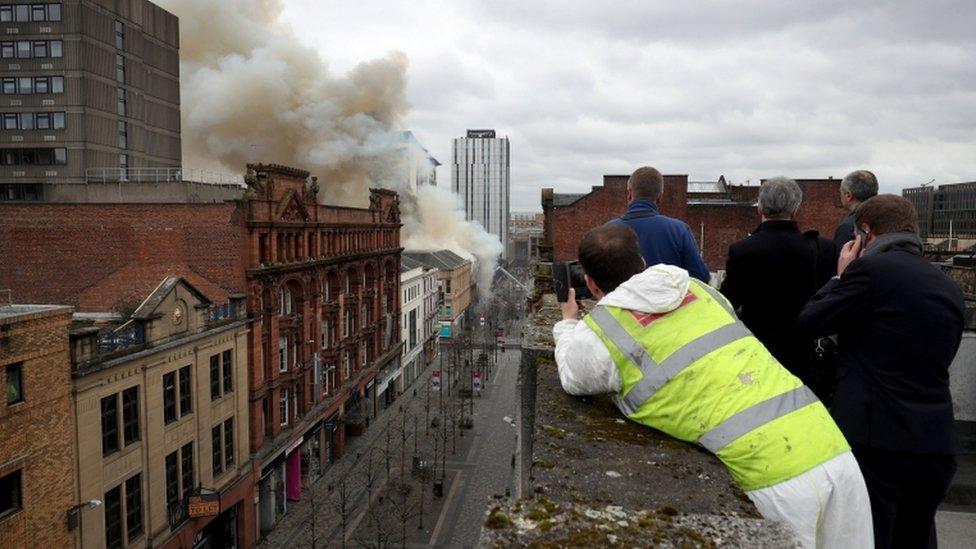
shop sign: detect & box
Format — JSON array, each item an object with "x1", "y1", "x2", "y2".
[
  {"x1": 187, "y1": 493, "x2": 220, "y2": 518},
  {"x1": 432, "y1": 369, "x2": 441, "y2": 392},
  {"x1": 472, "y1": 370, "x2": 482, "y2": 392}
]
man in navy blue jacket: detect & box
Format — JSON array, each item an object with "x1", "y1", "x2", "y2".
[
  {"x1": 798, "y1": 195, "x2": 965, "y2": 549},
  {"x1": 608, "y1": 166, "x2": 710, "y2": 282}
]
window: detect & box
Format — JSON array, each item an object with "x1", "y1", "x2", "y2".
[
  {"x1": 34, "y1": 76, "x2": 47, "y2": 94},
  {"x1": 360, "y1": 341, "x2": 367, "y2": 367},
  {"x1": 2, "y1": 78, "x2": 14, "y2": 94},
  {"x1": 211, "y1": 425, "x2": 223, "y2": 476},
  {"x1": 118, "y1": 153, "x2": 127, "y2": 170},
  {"x1": 31, "y1": 5, "x2": 45, "y2": 22},
  {"x1": 31, "y1": 41, "x2": 46, "y2": 58},
  {"x1": 165, "y1": 452, "x2": 179, "y2": 509},
  {"x1": 210, "y1": 354, "x2": 220, "y2": 401},
  {"x1": 50, "y1": 40, "x2": 61, "y2": 57},
  {"x1": 0, "y1": 43, "x2": 11, "y2": 58},
  {"x1": 181, "y1": 443, "x2": 193, "y2": 497},
  {"x1": 53, "y1": 111, "x2": 64, "y2": 129},
  {"x1": 278, "y1": 337, "x2": 287, "y2": 372},
  {"x1": 115, "y1": 20, "x2": 125, "y2": 50},
  {"x1": 125, "y1": 474, "x2": 143, "y2": 541},
  {"x1": 343, "y1": 352, "x2": 350, "y2": 381},
  {"x1": 321, "y1": 320, "x2": 329, "y2": 349},
  {"x1": 14, "y1": 5, "x2": 28, "y2": 22},
  {"x1": 117, "y1": 87, "x2": 127, "y2": 116},
  {"x1": 223, "y1": 418, "x2": 234, "y2": 468},
  {"x1": 16, "y1": 41, "x2": 30, "y2": 58},
  {"x1": 104, "y1": 486, "x2": 122, "y2": 549},
  {"x1": 122, "y1": 386, "x2": 139, "y2": 445},
  {"x1": 222, "y1": 349, "x2": 233, "y2": 394},
  {"x1": 47, "y1": 4, "x2": 60, "y2": 22},
  {"x1": 178, "y1": 366, "x2": 191, "y2": 415},
  {"x1": 0, "y1": 470, "x2": 22, "y2": 520},
  {"x1": 18, "y1": 112, "x2": 32, "y2": 130},
  {"x1": 17, "y1": 77, "x2": 31, "y2": 94},
  {"x1": 2, "y1": 113, "x2": 16, "y2": 130},
  {"x1": 0, "y1": 7, "x2": 11, "y2": 23},
  {"x1": 51, "y1": 76, "x2": 63, "y2": 93},
  {"x1": 118, "y1": 120, "x2": 127, "y2": 149},
  {"x1": 279, "y1": 389, "x2": 289, "y2": 426},
  {"x1": 54, "y1": 147, "x2": 66, "y2": 164},
  {"x1": 163, "y1": 372, "x2": 176, "y2": 424},
  {"x1": 5, "y1": 363, "x2": 23, "y2": 404},
  {"x1": 116, "y1": 54, "x2": 125, "y2": 83},
  {"x1": 101, "y1": 394, "x2": 119, "y2": 455}
]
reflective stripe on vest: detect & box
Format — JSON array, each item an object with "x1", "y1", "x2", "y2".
[
  {"x1": 698, "y1": 385, "x2": 818, "y2": 452},
  {"x1": 589, "y1": 305, "x2": 751, "y2": 416}
]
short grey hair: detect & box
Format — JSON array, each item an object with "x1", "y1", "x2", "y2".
[
  {"x1": 758, "y1": 177, "x2": 803, "y2": 218},
  {"x1": 841, "y1": 170, "x2": 879, "y2": 202}
]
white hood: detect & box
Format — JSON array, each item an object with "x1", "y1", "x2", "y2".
[{"x1": 598, "y1": 264, "x2": 691, "y2": 314}]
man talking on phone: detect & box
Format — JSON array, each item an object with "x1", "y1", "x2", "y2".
[
  {"x1": 798, "y1": 195, "x2": 965, "y2": 549},
  {"x1": 554, "y1": 224, "x2": 872, "y2": 548}
]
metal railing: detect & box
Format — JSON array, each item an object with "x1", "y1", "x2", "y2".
[
  {"x1": 96, "y1": 322, "x2": 145, "y2": 354},
  {"x1": 85, "y1": 167, "x2": 244, "y2": 186}
]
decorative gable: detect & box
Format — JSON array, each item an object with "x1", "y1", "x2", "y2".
[{"x1": 277, "y1": 191, "x2": 311, "y2": 222}]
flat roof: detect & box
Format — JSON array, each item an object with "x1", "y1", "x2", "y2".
[{"x1": 0, "y1": 304, "x2": 72, "y2": 323}]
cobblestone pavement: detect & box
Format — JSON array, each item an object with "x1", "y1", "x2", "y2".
[{"x1": 258, "y1": 321, "x2": 522, "y2": 548}]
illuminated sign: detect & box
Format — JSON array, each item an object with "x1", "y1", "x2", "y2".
[{"x1": 466, "y1": 129, "x2": 496, "y2": 138}]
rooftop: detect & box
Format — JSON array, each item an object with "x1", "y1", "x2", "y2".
[
  {"x1": 0, "y1": 303, "x2": 72, "y2": 323},
  {"x1": 402, "y1": 249, "x2": 470, "y2": 270},
  {"x1": 485, "y1": 294, "x2": 798, "y2": 545}
]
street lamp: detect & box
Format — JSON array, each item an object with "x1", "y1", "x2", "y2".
[{"x1": 67, "y1": 499, "x2": 102, "y2": 531}]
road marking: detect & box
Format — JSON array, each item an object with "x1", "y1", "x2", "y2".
[{"x1": 428, "y1": 468, "x2": 462, "y2": 546}]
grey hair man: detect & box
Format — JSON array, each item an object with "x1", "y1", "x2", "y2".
[
  {"x1": 720, "y1": 177, "x2": 838, "y2": 399},
  {"x1": 758, "y1": 176, "x2": 803, "y2": 219},
  {"x1": 834, "y1": 170, "x2": 879, "y2": 247}
]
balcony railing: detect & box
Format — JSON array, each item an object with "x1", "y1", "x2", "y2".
[
  {"x1": 85, "y1": 167, "x2": 244, "y2": 186},
  {"x1": 96, "y1": 322, "x2": 145, "y2": 354}
]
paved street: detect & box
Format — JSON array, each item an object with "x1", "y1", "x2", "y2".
[{"x1": 257, "y1": 322, "x2": 522, "y2": 548}]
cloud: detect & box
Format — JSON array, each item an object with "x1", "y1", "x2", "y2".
[{"x1": 276, "y1": 0, "x2": 976, "y2": 211}]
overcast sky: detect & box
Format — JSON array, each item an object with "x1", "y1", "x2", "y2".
[{"x1": 280, "y1": 0, "x2": 976, "y2": 212}]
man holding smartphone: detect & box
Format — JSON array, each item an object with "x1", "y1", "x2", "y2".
[{"x1": 798, "y1": 195, "x2": 965, "y2": 548}]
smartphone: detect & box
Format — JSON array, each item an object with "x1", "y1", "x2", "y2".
[{"x1": 553, "y1": 260, "x2": 593, "y2": 303}]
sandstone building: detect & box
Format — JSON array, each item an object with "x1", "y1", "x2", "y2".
[
  {"x1": 0, "y1": 163, "x2": 405, "y2": 544},
  {"x1": 402, "y1": 250, "x2": 472, "y2": 339}
]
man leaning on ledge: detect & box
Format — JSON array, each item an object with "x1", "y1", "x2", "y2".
[{"x1": 552, "y1": 224, "x2": 872, "y2": 548}]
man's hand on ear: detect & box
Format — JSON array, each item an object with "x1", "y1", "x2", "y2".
[{"x1": 561, "y1": 288, "x2": 581, "y2": 320}]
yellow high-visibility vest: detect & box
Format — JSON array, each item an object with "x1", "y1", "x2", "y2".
[{"x1": 583, "y1": 280, "x2": 849, "y2": 491}]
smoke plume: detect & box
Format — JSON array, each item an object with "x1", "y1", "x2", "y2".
[{"x1": 157, "y1": 0, "x2": 502, "y2": 290}]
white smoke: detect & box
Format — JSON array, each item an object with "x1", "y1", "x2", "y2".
[{"x1": 157, "y1": 0, "x2": 502, "y2": 289}]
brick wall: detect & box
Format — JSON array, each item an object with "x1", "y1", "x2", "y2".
[
  {"x1": 0, "y1": 307, "x2": 76, "y2": 548},
  {"x1": 0, "y1": 203, "x2": 249, "y2": 311},
  {"x1": 545, "y1": 176, "x2": 846, "y2": 271}
]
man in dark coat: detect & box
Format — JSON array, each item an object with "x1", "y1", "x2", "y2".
[
  {"x1": 720, "y1": 177, "x2": 837, "y2": 395},
  {"x1": 797, "y1": 195, "x2": 965, "y2": 549},
  {"x1": 834, "y1": 170, "x2": 879, "y2": 247},
  {"x1": 607, "y1": 166, "x2": 710, "y2": 282}
]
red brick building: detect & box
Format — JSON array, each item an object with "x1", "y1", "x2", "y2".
[
  {"x1": 0, "y1": 299, "x2": 76, "y2": 549},
  {"x1": 542, "y1": 175, "x2": 846, "y2": 270},
  {"x1": 0, "y1": 163, "x2": 403, "y2": 544}
]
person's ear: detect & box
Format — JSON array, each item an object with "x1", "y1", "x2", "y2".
[
  {"x1": 790, "y1": 206, "x2": 799, "y2": 220},
  {"x1": 584, "y1": 274, "x2": 604, "y2": 299},
  {"x1": 626, "y1": 187, "x2": 634, "y2": 203},
  {"x1": 756, "y1": 205, "x2": 763, "y2": 218},
  {"x1": 863, "y1": 223, "x2": 875, "y2": 244}
]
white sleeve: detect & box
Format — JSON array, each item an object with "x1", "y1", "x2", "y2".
[{"x1": 553, "y1": 318, "x2": 621, "y2": 395}]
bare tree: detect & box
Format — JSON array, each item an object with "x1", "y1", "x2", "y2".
[{"x1": 330, "y1": 479, "x2": 352, "y2": 549}]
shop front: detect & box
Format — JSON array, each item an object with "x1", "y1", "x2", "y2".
[
  {"x1": 257, "y1": 436, "x2": 303, "y2": 534},
  {"x1": 376, "y1": 357, "x2": 401, "y2": 410}
]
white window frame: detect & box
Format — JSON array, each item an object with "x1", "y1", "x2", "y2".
[
  {"x1": 279, "y1": 388, "x2": 289, "y2": 426},
  {"x1": 278, "y1": 337, "x2": 288, "y2": 372}
]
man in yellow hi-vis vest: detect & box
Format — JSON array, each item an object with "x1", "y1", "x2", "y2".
[{"x1": 554, "y1": 225, "x2": 872, "y2": 548}]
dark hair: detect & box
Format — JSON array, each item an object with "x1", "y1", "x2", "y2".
[
  {"x1": 628, "y1": 166, "x2": 664, "y2": 200},
  {"x1": 578, "y1": 225, "x2": 645, "y2": 293},
  {"x1": 854, "y1": 194, "x2": 918, "y2": 236},
  {"x1": 841, "y1": 170, "x2": 879, "y2": 202}
]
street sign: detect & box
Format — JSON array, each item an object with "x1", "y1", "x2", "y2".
[
  {"x1": 432, "y1": 369, "x2": 441, "y2": 392},
  {"x1": 472, "y1": 370, "x2": 482, "y2": 392},
  {"x1": 187, "y1": 493, "x2": 220, "y2": 518}
]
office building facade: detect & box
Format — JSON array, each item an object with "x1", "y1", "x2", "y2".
[
  {"x1": 904, "y1": 181, "x2": 976, "y2": 239},
  {"x1": 0, "y1": 0, "x2": 181, "y2": 200},
  {"x1": 452, "y1": 129, "x2": 510, "y2": 258}
]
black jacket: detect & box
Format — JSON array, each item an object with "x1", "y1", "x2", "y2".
[
  {"x1": 797, "y1": 237, "x2": 965, "y2": 454},
  {"x1": 833, "y1": 213, "x2": 854, "y2": 248},
  {"x1": 720, "y1": 220, "x2": 837, "y2": 383}
]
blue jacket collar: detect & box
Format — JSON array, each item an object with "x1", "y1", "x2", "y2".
[{"x1": 627, "y1": 200, "x2": 660, "y2": 214}]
